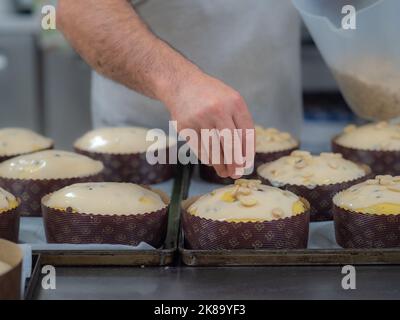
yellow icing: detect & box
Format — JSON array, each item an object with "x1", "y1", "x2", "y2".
[
  {"x1": 258, "y1": 151, "x2": 366, "y2": 187},
  {"x1": 0, "y1": 188, "x2": 18, "y2": 213},
  {"x1": 74, "y1": 127, "x2": 177, "y2": 154},
  {"x1": 0, "y1": 150, "x2": 104, "y2": 180},
  {"x1": 188, "y1": 179, "x2": 305, "y2": 222},
  {"x1": 44, "y1": 182, "x2": 166, "y2": 215},
  {"x1": 293, "y1": 201, "x2": 306, "y2": 215},
  {"x1": 336, "y1": 122, "x2": 400, "y2": 151},
  {"x1": 344, "y1": 203, "x2": 400, "y2": 215},
  {"x1": 220, "y1": 191, "x2": 236, "y2": 203},
  {"x1": 334, "y1": 176, "x2": 400, "y2": 215},
  {"x1": 0, "y1": 128, "x2": 52, "y2": 156}
]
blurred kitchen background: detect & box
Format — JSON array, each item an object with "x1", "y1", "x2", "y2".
[{"x1": 0, "y1": 0, "x2": 359, "y2": 152}]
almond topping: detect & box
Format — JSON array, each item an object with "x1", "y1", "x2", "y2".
[
  {"x1": 294, "y1": 159, "x2": 307, "y2": 169},
  {"x1": 238, "y1": 187, "x2": 251, "y2": 196},
  {"x1": 272, "y1": 208, "x2": 284, "y2": 219},
  {"x1": 239, "y1": 196, "x2": 258, "y2": 207},
  {"x1": 328, "y1": 161, "x2": 339, "y2": 169}
]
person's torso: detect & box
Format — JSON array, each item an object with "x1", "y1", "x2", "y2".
[{"x1": 92, "y1": 0, "x2": 302, "y2": 136}]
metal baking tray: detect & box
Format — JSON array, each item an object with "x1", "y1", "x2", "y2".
[
  {"x1": 179, "y1": 166, "x2": 400, "y2": 266},
  {"x1": 20, "y1": 164, "x2": 189, "y2": 267},
  {"x1": 24, "y1": 254, "x2": 41, "y2": 300}
]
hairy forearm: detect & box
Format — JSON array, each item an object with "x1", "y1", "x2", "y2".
[{"x1": 57, "y1": 0, "x2": 201, "y2": 103}]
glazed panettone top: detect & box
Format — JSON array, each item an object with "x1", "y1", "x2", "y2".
[
  {"x1": 255, "y1": 126, "x2": 298, "y2": 153},
  {"x1": 43, "y1": 182, "x2": 166, "y2": 215},
  {"x1": 333, "y1": 175, "x2": 400, "y2": 215},
  {"x1": 0, "y1": 260, "x2": 12, "y2": 276},
  {"x1": 336, "y1": 122, "x2": 400, "y2": 151},
  {"x1": 0, "y1": 150, "x2": 104, "y2": 180},
  {"x1": 187, "y1": 179, "x2": 306, "y2": 222},
  {"x1": 258, "y1": 151, "x2": 366, "y2": 187},
  {"x1": 74, "y1": 127, "x2": 176, "y2": 154},
  {"x1": 0, "y1": 128, "x2": 53, "y2": 156},
  {"x1": 0, "y1": 188, "x2": 17, "y2": 212}
]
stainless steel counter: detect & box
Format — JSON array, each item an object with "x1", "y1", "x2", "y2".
[{"x1": 33, "y1": 265, "x2": 400, "y2": 300}]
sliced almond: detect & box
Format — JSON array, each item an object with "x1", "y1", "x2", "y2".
[
  {"x1": 234, "y1": 179, "x2": 248, "y2": 187},
  {"x1": 328, "y1": 161, "x2": 339, "y2": 169},
  {"x1": 239, "y1": 196, "x2": 258, "y2": 207},
  {"x1": 231, "y1": 185, "x2": 240, "y2": 197},
  {"x1": 272, "y1": 208, "x2": 284, "y2": 219},
  {"x1": 377, "y1": 175, "x2": 395, "y2": 186},
  {"x1": 295, "y1": 159, "x2": 307, "y2": 169},
  {"x1": 270, "y1": 169, "x2": 278, "y2": 177},
  {"x1": 238, "y1": 187, "x2": 251, "y2": 196},
  {"x1": 247, "y1": 180, "x2": 262, "y2": 189}
]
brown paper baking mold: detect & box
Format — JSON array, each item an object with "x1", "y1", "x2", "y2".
[
  {"x1": 258, "y1": 164, "x2": 372, "y2": 222},
  {"x1": 75, "y1": 147, "x2": 176, "y2": 184},
  {"x1": 199, "y1": 145, "x2": 299, "y2": 185},
  {"x1": 0, "y1": 239, "x2": 23, "y2": 300},
  {"x1": 334, "y1": 204, "x2": 400, "y2": 248},
  {"x1": 0, "y1": 204, "x2": 20, "y2": 243},
  {"x1": 0, "y1": 172, "x2": 104, "y2": 217},
  {"x1": 181, "y1": 196, "x2": 310, "y2": 250},
  {"x1": 42, "y1": 187, "x2": 170, "y2": 247},
  {"x1": 332, "y1": 137, "x2": 400, "y2": 176}
]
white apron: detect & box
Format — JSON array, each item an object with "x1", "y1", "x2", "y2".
[{"x1": 91, "y1": 0, "x2": 302, "y2": 137}]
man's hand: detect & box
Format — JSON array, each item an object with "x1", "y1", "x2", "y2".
[
  {"x1": 57, "y1": 0, "x2": 255, "y2": 178},
  {"x1": 161, "y1": 72, "x2": 255, "y2": 178}
]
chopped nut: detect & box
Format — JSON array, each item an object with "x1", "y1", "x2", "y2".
[
  {"x1": 234, "y1": 179, "x2": 248, "y2": 186},
  {"x1": 328, "y1": 161, "x2": 339, "y2": 169},
  {"x1": 344, "y1": 124, "x2": 357, "y2": 133},
  {"x1": 294, "y1": 159, "x2": 307, "y2": 169},
  {"x1": 272, "y1": 208, "x2": 284, "y2": 219},
  {"x1": 270, "y1": 169, "x2": 278, "y2": 177},
  {"x1": 231, "y1": 185, "x2": 240, "y2": 197},
  {"x1": 239, "y1": 196, "x2": 258, "y2": 207},
  {"x1": 247, "y1": 180, "x2": 262, "y2": 189},
  {"x1": 377, "y1": 175, "x2": 395, "y2": 185},
  {"x1": 366, "y1": 179, "x2": 378, "y2": 185},
  {"x1": 238, "y1": 187, "x2": 251, "y2": 196}
]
